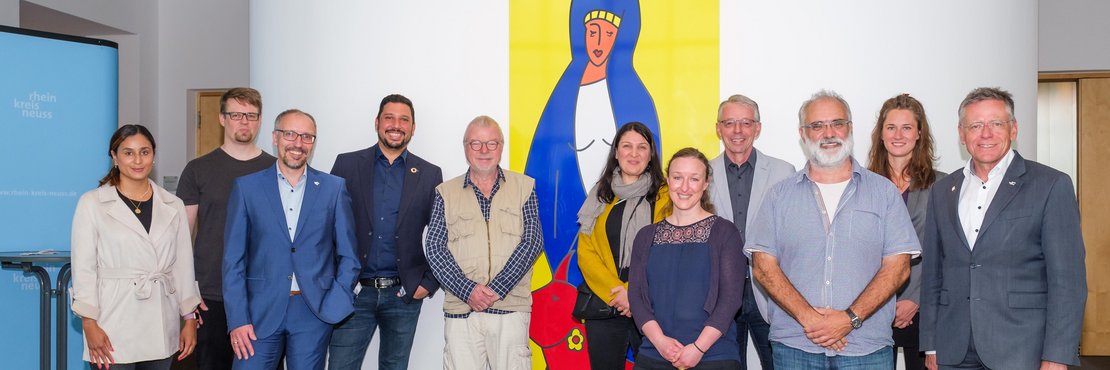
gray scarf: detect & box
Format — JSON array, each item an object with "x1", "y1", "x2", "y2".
[{"x1": 577, "y1": 169, "x2": 654, "y2": 269}]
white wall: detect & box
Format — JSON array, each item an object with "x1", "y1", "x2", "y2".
[
  {"x1": 1039, "y1": 0, "x2": 1110, "y2": 72},
  {"x1": 723, "y1": 2, "x2": 1037, "y2": 174},
  {"x1": 0, "y1": 0, "x2": 17, "y2": 26}
]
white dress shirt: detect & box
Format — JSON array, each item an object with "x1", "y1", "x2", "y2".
[{"x1": 957, "y1": 150, "x2": 1015, "y2": 250}]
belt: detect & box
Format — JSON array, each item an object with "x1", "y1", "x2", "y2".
[
  {"x1": 290, "y1": 290, "x2": 301, "y2": 296},
  {"x1": 359, "y1": 277, "x2": 401, "y2": 289}
]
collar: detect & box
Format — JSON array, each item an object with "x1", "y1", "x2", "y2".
[
  {"x1": 796, "y1": 157, "x2": 863, "y2": 184},
  {"x1": 463, "y1": 167, "x2": 505, "y2": 189},
  {"x1": 275, "y1": 163, "x2": 307, "y2": 183},
  {"x1": 726, "y1": 149, "x2": 758, "y2": 170},
  {"x1": 374, "y1": 145, "x2": 409, "y2": 163},
  {"x1": 962, "y1": 149, "x2": 1015, "y2": 182}
]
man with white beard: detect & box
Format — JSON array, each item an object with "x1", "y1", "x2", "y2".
[{"x1": 744, "y1": 90, "x2": 920, "y2": 369}]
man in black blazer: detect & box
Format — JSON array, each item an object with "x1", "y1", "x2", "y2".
[
  {"x1": 326, "y1": 94, "x2": 443, "y2": 370},
  {"x1": 919, "y1": 87, "x2": 1086, "y2": 370}
]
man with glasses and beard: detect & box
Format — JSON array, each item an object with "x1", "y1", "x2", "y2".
[
  {"x1": 177, "y1": 87, "x2": 276, "y2": 370},
  {"x1": 744, "y1": 90, "x2": 919, "y2": 369},
  {"x1": 327, "y1": 94, "x2": 444, "y2": 370},
  {"x1": 223, "y1": 109, "x2": 360, "y2": 370}
]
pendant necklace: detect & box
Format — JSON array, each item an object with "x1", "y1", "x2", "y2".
[{"x1": 125, "y1": 185, "x2": 152, "y2": 214}]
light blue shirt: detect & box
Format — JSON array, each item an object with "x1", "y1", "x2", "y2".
[
  {"x1": 745, "y1": 159, "x2": 920, "y2": 356},
  {"x1": 277, "y1": 165, "x2": 307, "y2": 292}
]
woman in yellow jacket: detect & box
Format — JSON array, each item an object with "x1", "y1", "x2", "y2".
[{"x1": 577, "y1": 122, "x2": 669, "y2": 369}]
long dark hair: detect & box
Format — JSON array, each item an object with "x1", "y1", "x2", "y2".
[
  {"x1": 594, "y1": 122, "x2": 665, "y2": 203},
  {"x1": 663, "y1": 147, "x2": 715, "y2": 214},
  {"x1": 867, "y1": 94, "x2": 937, "y2": 191},
  {"x1": 98, "y1": 124, "x2": 156, "y2": 186}
]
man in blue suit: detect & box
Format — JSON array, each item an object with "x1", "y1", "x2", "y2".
[
  {"x1": 327, "y1": 94, "x2": 443, "y2": 370},
  {"x1": 224, "y1": 109, "x2": 360, "y2": 370},
  {"x1": 919, "y1": 87, "x2": 1086, "y2": 370}
]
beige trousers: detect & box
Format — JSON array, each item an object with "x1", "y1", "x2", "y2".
[{"x1": 443, "y1": 311, "x2": 532, "y2": 370}]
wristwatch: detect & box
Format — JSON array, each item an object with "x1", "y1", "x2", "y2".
[{"x1": 845, "y1": 308, "x2": 863, "y2": 329}]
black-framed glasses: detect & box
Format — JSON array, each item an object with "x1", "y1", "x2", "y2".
[
  {"x1": 717, "y1": 119, "x2": 758, "y2": 128},
  {"x1": 467, "y1": 140, "x2": 501, "y2": 151},
  {"x1": 223, "y1": 112, "x2": 260, "y2": 121},
  {"x1": 274, "y1": 129, "x2": 316, "y2": 143},
  {"x1": 961, "y1": 119, "x2": 1011, "y2": 133},
  {"x1": 802, "y1": 119, "x2": 851, "y2": 132}
]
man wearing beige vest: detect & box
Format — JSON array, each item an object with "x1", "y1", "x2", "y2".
[{"x1": 426, "y1": 115, "x2": 543, "y2": 369}]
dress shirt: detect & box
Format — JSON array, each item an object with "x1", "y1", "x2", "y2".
[
  {"x1": 745, "y1": 159, "x2": 920, "y2": 356},
  {"x1": 365, "y1": 147, "x2": 407, "y2": 278},
  {"x1": 425, "y1": 167, "x2": 543, "y2": 318},
  {"x1": 278, "y1": 165, "x2": 307, "y2": 292},
  {"x1": 725, "y1": 153, "x2": 756, "y2": 239},
  {"x1": 958, "y1": 150, "x2": 1015, "y2": 250}
]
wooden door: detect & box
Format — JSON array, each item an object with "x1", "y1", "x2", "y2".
[
  {"x1": 1079, "y1": 77, "x2": 1110, "y2": 355},
  {"x1": 197, "y1": 91, "x2": 225, "y2": 156}
]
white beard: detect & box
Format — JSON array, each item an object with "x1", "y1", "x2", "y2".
[{"x1": 801, "y1": 133, "x2": 853, "y2": 168}]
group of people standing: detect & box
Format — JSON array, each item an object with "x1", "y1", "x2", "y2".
[{"x1": 68, "y1": 85, "x2": 1085, "y2": 370}]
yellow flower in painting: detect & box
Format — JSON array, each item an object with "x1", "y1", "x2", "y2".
[{"x1": 567, "y1": 328, "x2": 585, "y2": 351}]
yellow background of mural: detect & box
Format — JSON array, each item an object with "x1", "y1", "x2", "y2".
[
  {"x1": 509, "y1": 1, "x2": 720, "y2": 170},
  {"x1": 509, "y1": 1, "x2": 718, "y2": 368}
]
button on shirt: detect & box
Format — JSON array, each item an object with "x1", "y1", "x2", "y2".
[
  {"x1": 278, "y1": 166, "x2": 307, "y2": 292},
  {"x1": 744, "y1": 159, "x2": 920, "y2": 356},
  {"x1": 365, "y1": 148, "x2": 406, "y2": 279},
  {"x1": 958, "y1": 150, "x2": 1015, "y2": 250}
]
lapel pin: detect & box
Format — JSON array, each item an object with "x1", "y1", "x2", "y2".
[
  {"x1": 950, "y1": 185, "x2": 956, "y2": 192},
  {"x1": 313, "y1": 181, "x2": 320, "y2": 186},
  {"x1": 410, "y1": 167, "x2": 419, "y2": 174},
  {"x1": 1008, "y1": 181, "x2": 1016, "y2": 186}
]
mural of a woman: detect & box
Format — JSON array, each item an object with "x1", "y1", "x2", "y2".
[
  {"x1": 526, "y1": 0, "x2": 660, "y2": 293},
  {"x1": 526, "y1": 0, "x2": 659, "y2": 368}
]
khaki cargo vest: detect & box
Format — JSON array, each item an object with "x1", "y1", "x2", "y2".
[{"x1": 437, "y1": 171, "x2": 535, "y2": 314}]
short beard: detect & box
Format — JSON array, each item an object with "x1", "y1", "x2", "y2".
[
  {"x1": 801, "y1": 133, "x2": 853, "y2": 168},
  {"x1": 378, "y1": 132, "x2": 411, "y2": 151},
  {"x1": 234, "y1": 131, "x2": 255, "y2": 144}
]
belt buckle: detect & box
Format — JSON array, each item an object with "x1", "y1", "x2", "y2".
[{"x1": 374, "y1": 278, "x2": 393, "y2": 289}]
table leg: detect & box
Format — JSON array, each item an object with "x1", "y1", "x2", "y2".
[
  {"x1": 56, "y1": 264, "x2": 71, "y2": 370},
  {"x1": 27, "y1": 264, "x2": 52, "y2": 370}
]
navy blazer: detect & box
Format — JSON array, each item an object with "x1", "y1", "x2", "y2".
[
  {"x1": 919, "y1": 152, "x2": 1086, "y2": 369},
  {"x1": 331, "y1": 146, "x2": 443, "y2": 303},
  {"x1": 222, "y1": 165, "x2": 360, "y2": 339}
]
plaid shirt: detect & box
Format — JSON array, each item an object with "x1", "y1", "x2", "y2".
[{"x1": 426, "y1": 167, "x2": 542, "y2": 318}]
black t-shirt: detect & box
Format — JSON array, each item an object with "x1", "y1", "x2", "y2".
[
  {"x1": 177, "y1": 148, "x2": 275, "y2": 301},
  {"x1": 117, "y1": 188, "x2": 153, "y2": 232}
]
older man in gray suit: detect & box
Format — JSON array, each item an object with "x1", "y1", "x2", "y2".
[
  {"x1": 708, "y1": 94, "x2": 795, "y2": 370},
  {"x1": 919, "y1": 87, "x2": 1086, "y2": 370}
]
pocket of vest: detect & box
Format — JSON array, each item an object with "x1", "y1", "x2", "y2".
[
  {"x1": 446, "y1": 212, "x2": 478, "y2": 241},
  {"x1": 496, "y1": 205, "x2": 523, "y2": 237}
]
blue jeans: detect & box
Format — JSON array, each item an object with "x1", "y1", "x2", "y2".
[
  {"x1": 737, "y1": 279, "x2": 774, "y2": 370},
  {"x1": 326, "y1": 285, "x2": 423, "y2": 370},
  {"x1": 771, "y1": 342, "x2": 891, "y2": 370}
]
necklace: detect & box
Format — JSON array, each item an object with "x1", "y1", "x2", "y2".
[{"x1": 123, "y1": 185, "x2": 152, "y2": 214}]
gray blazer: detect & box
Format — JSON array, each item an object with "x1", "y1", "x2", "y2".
[
  {"x1": 709, "y1": 149, "x2": 795, "y2": 319},
  {"x1": 897, "y1": 170, "x2": 946, "y2": 305},
  {"x1": 919, "y1": 152, "x2": 1086, "y2": 369}
]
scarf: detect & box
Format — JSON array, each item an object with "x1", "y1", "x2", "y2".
[{"x1": 577, "y1": 169, "x2": 654, "y2": 269}]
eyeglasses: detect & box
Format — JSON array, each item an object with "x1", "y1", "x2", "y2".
[
  {"x1": 223, "y1": 112, "x2": 261, "y2": 121},
  {"x1": 717, "y1": 119, "x2": 758, "y2": 128},
  {"x1": 961, "y1": 119, "x2": 1011, "y2": 133},
  {"x1": 802, "y1": 119, "x2": 851, "y2": 132},
  {"x1": 467, "y1": 140, "x2": 501, "y2": 151},
  {"x1": 274, "y1": 129, "x2": 317, "y2": 143}
]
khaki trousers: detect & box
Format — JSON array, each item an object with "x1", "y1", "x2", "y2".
[{"x1": 443, "y1": 311, "x2": 531, "y2": 370}]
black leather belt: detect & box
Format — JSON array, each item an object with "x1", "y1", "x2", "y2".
[{"x1": 360, "y1": 277, "x2": 401, "y2": 289}]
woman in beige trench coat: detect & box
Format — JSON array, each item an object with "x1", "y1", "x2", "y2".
[{"x1": 70, "y1": 124, "x2": 201, "y2": 369}]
